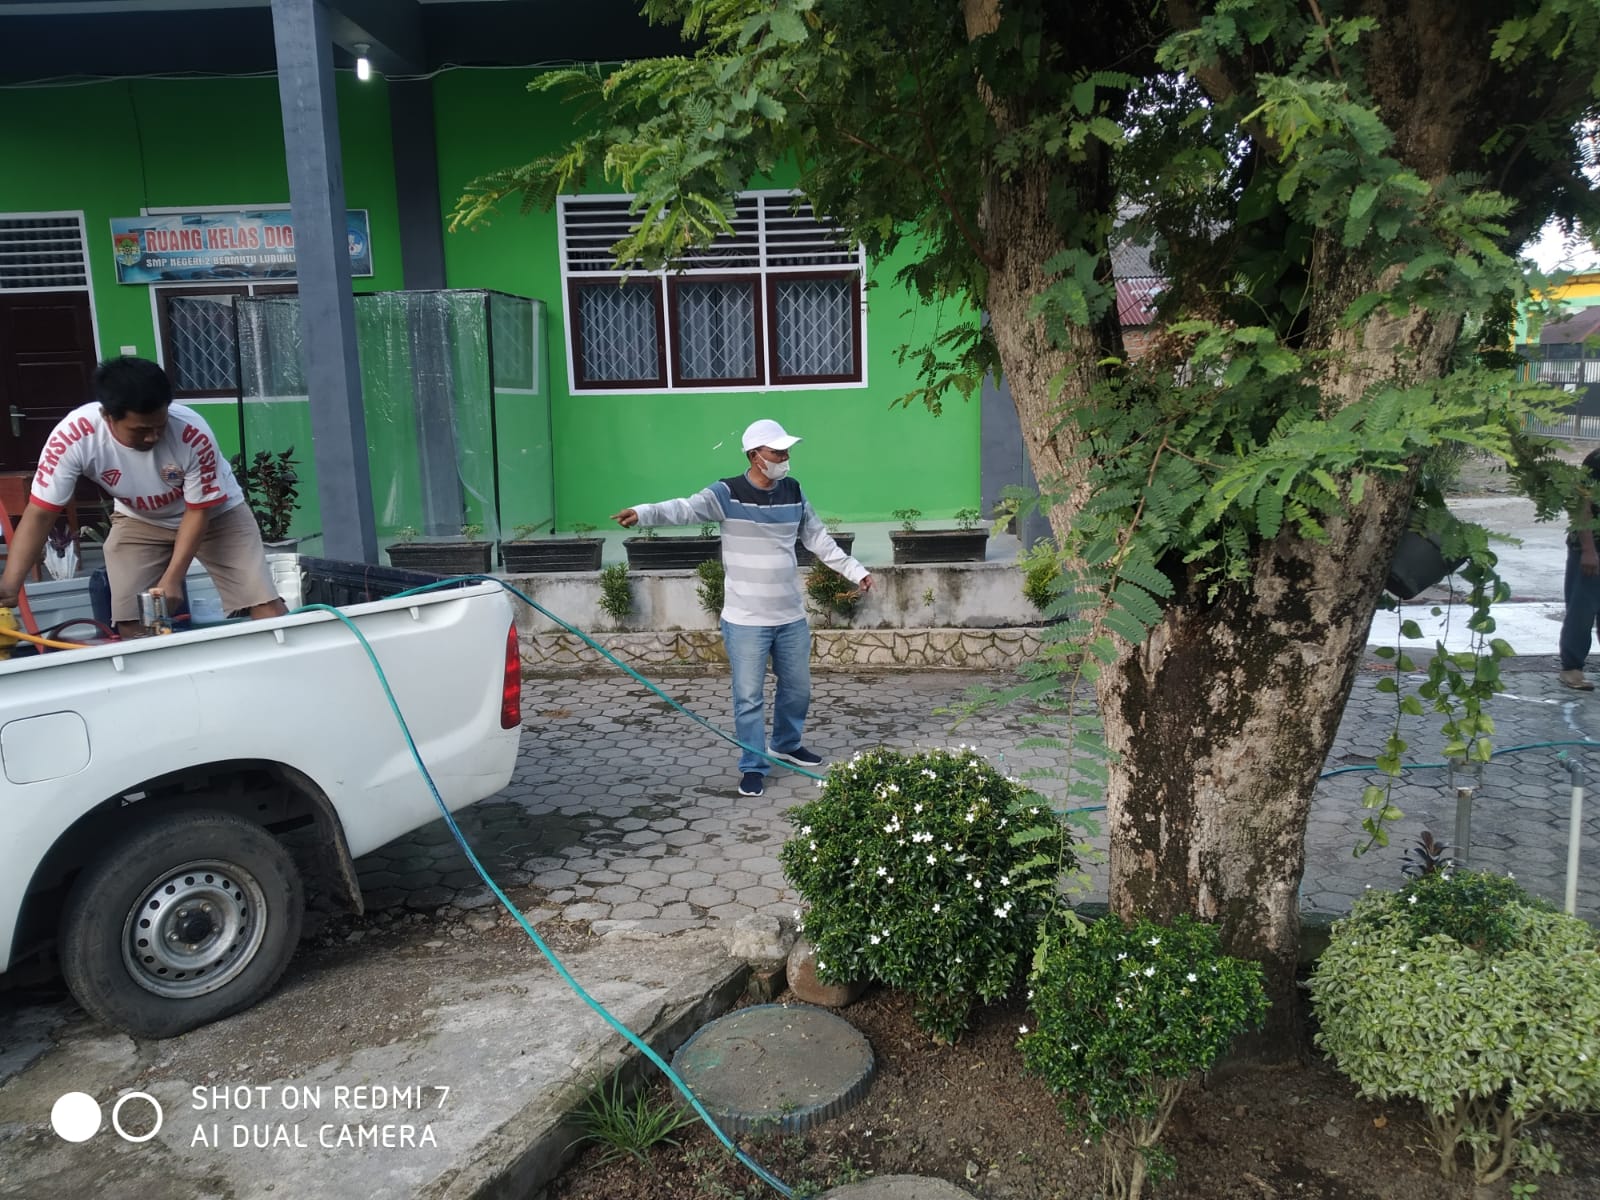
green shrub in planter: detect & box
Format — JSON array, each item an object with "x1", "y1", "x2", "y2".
[
  {"x1": 780, "y1": 746, "x2": 1076, "y2": 1042},
  {"x1": 1020, "y1": 915, "x2": 1267, "y2": 1200},
  {"x1": 1309, "y1": 871, "x2": 1600, "y2": 1183}
]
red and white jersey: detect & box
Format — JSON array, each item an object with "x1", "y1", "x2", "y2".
[{"x1": 30, "y1": 402, "x2": 246, "y2": 530}]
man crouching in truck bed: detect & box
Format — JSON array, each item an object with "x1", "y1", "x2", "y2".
[{"x1": 0, "y1": 356, "x2": 288, "y2": 637}]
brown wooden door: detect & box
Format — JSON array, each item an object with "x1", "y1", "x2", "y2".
[{"x1": 0, "y1": 293, "x2": 98, "y2": 473}]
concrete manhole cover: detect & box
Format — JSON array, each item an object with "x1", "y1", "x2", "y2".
[
  {"x1": 670, "y1": 1002, "x2": 875, "y2": 1134},
  {"x1": 815, "y1": 1176, "x2": 976, "y2": 1198}
]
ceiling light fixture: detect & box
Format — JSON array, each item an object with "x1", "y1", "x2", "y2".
[{"x1": 354, "y1": 43, "x2": 372, "y2": 82}]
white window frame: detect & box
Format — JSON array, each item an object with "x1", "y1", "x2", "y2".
[
  {"x1": 557, "y1": 190, "x2": 869, "y2": 395},
  {"x1": 151, "y1": 280, "x2": 298, "y2": 401}
]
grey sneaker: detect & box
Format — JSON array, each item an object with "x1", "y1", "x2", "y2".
[
  {"x1": 738, "y1": 772, "x2": 766, "y2": 797},
  {"x1": 1559, "y1": 669, "x2": 1594, "y2": 691}
]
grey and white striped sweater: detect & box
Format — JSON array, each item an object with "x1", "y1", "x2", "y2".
[{"x1": 631, "y1": 474, "x2": 867, "y2": 626}]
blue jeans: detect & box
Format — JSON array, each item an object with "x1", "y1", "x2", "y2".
[
  {"x1": 721, "y1": 618, "x2": 811, "y2": 775},
  {"x1": 1560, "y1": 541, "x2": 1600, "y2": 670}
]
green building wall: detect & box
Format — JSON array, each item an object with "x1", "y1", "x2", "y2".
[{"x1": 1, "y1": 69, "x2": 980, "y2": 534}]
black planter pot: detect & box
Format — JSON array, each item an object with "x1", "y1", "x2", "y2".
[
  {"x1": 386, "y1": 541, "x2": 495, "y2": 576},
  {"x1": 1385, "y1": 529, "x2": 1467, "y2": 600},
  {"x1": 795, "y1": 531, "x2": 855, "y2": 566},
  {"x1": 500, "y1": 537, "x2": 604, "y2": 573},
  {"x1": 889, "y1": 529, "x2": 988, "y2": 565},
  {"x1": 624, "y1": 535, "x2": 722, "y2": 570}
]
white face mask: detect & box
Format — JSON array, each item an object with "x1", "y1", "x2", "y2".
[{"x1": 757, "y1": 453, "x2": 790, "y2": 481}]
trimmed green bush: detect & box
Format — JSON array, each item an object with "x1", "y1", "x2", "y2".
[
  {"x1": 1309, "y1": 872, "x2": 1600, "y2": 1183},
  {"x1": 1021, "y1": 915, "x2": 1266, "y2": 1200},
  {"x1": 780, "y1": 746, "x2": 1075, "y2": 1042}
]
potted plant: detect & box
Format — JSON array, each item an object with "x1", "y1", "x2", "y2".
[
  {"x1": 623, "y1": 520, "x2": 721, "y2": 570},
  {"x1": 500, "y1": 520, "x2": 604, "y2": 573},
  {"x1": 888, "y1": 507, "x2": 989, "y2": 565},
  {"x1": 231, "y1": 447, "x2": 300, "y2": 547},
  {"x1": 795, "y1": 515, "x2": 856, "y2": 566},
  {"x1": 386, "y1": 523, "x2": 495, "y2": 575}
]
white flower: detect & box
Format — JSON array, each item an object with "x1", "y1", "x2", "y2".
[
  {"x1": 1186, "y1": 972, "x2": 1198, "y2": 983},
  {"x1": 1116, "y1": 953, "x2": 1127, "y2": 962},
  {"x1": 852, "y1": 857, "x2": 860, "y2": 866},
  {"x1": 1506, "y1": 871, "x2": 1514, "y2": 880},
  {"x1": 870, "y1": 934, "x2": 881, "y2": 945},
  {"x1": 1408, "y1": 894, "x2": 1418, "y2": 905},
  {"x1": 1018, "y1": 1024, "x2": 1029, "y2": 1034},
  {"x1": 995, "y1": 906, "x2": 1007, "y2": 918},
  {"x1": 932, "y1": 903, "x2": 941, "y2": 913},
  {"x1": 955, "y1": 955, "x2": 962, "y2": 963},
  {"x1": 921, "y1": 768, "x2": 937, "y2": 779},
  {"x1": 877, "y1": 866, "x2": 888, "y2": 877},
  {"x1": 1398, "y1": 963, "x2": 1409, "y2": 973},
  {"x1": 1143, "y1": 966, "x2": 1156, "y2": 978},
  {"x1": 800, "y1": 826, "x2": 812, "y2": 836},
  {"x1": 810, "y1": 841, "x2": 818, "y2": 850},
  {"x1": 1147, "y1": 936, "x2": 1160, "y2": 947},
  {"x1": 927, "y1": 854, "x2": 937, "y2": 865},
  {"x1": 914, "y1": 803, "x2": 924, "y2": 813},
  {"x1": 974, "y1": 879, "x2": 982, "y2": 890},
  {"x1": 1000, "y1": 875, "x2": 1010, "y2": 886},
  {"x1": 965, "y1": 811, "x2": 977, "y2": 823},
  {"x1": 886, "y1": 876, "x2": 895, "y2": 884},
  {"x1": 818, "y1": 960, "x2": 826, "y2": 970}
]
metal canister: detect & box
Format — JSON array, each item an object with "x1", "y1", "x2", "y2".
[{"x1": 138, "y1": 590, "x2": 173, "y2": 635}]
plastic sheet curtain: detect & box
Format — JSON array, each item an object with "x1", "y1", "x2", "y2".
[{"x1": 232, "y1": 290, "x2": 551, "y2": 557}]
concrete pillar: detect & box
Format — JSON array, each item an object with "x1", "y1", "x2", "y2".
[
  {"x1": 980, "y1": 369, "x2": 1052, "y2": 549},
  {"x1": 388, "y1": 79, "x2": 464, "y2": 535},
  {"x1": 271, "y1": 0, "x2": 378, "y2": 562}
]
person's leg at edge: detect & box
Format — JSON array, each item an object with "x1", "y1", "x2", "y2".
[
  {"x1": 1559, "y1": 541, "x2": 1600, "y2": 680},
  {"x1": 768, "y1": 617, "x2": 813, "y2": 756},
  {"x1": 105, "y1": 516, "x2": 172, "y2": 640},
  {"x1": 194, "y1": 505, "x2": 289, "y2": 620},
  {"x1": 722, "y1": 619, "x2": 775, "y2": 776}
]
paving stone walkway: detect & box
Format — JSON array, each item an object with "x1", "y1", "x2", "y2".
[{"x1": 356, "y1": 656, "x2": 1600, "y2": 928}]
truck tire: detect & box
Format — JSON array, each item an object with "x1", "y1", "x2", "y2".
[{"x1": 58, "y1": 810, "x2": 305, "y2": 1039}]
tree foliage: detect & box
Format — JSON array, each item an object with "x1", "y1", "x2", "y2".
[{"x1": 454, "y1": 0, "x2": 1600, "y2": 1035}]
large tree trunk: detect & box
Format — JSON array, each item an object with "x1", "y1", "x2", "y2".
[{"x1": 1099, "y1": 244, "x2": 1465, "y2": 1049}]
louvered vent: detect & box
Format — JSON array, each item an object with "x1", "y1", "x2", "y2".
[
  {"x1": 0, "y1": 214, "x2": 89, "y2": 290},
  {"x1": 560, "y1": 192, "x2": 853, "y2": 273}
]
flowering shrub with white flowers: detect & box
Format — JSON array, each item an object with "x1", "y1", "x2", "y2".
[
  {"x1": 1020, "y1": 915, "x2": 1266, "y2": 1200},
  {"x1": 1310, "y1": 871, "x2": 1600, "y2": 1184},
  {"x1": 780, "y1": 746, "x2": 1076, "y2": 1042}
]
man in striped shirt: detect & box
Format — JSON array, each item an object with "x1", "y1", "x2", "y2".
[{"x1": 612, "y1": 419, "x2": 872, "y2": 797}]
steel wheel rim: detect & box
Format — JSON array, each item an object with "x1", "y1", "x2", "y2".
[{"x1": 121, "y1": 859, "x2": 268, "y2": 999}]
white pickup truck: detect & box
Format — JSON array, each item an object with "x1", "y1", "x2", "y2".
[{"x1": 0, "y1": 582, "x2": 523, "y2": 1038}]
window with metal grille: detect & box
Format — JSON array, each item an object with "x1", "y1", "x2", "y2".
[
  {"x1": 559, "y1": 191, "x2": 864, "y2": 391},
  {"x1": 156, "y1": 284, "x2": 296, "y2": 400},
  {"x1": 0, "y1": 214, "x2": 89, "y2": 291}
]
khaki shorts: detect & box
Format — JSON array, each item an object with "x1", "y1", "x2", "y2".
[{"x1": 105, "y1": 504, "x2": 281, "y2": 622}]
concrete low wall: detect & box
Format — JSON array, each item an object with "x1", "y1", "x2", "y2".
[
  {"x1": 508, "y1": 559, "x2": 1035, "y2": 636},
  {"x1": 519, "y1": 626, "x2": 1044, "y2": 671}
]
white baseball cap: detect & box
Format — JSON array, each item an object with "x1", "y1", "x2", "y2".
[{"x1": 741, "y1": 418, "x2": 802, "y2": 453}]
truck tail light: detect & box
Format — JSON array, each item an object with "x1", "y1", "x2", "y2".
[{"x1": 502, "y1": 624, "x2": 523, "y2": 730}]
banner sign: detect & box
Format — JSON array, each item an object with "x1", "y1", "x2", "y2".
[{"x1": 109, "y1": 210, "x2": 373, "y2": 284}]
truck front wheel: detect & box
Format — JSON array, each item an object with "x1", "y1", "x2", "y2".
[{"x1": 59, "y1": 810, "x2": 305, "y2": 1038}]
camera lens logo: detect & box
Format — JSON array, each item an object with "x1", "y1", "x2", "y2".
[{"x1": 51, "y1": 1091, "x2": 164, "y2": 1144}]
